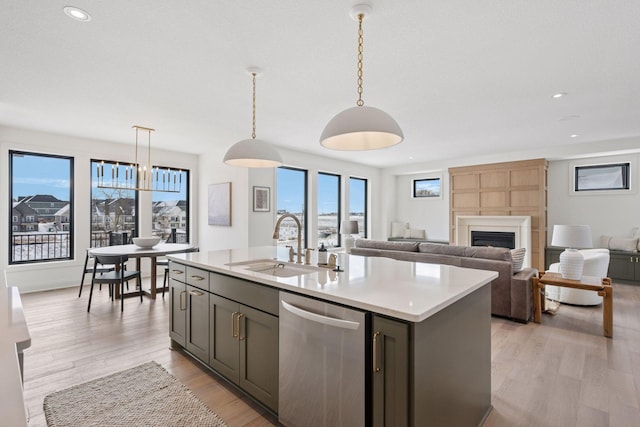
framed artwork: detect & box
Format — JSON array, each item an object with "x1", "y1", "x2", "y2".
[
  {"x1": 412, "y1": 177, "x2": 441, "y2": 198},
  {"x1": 208, "y1": 182, "x2": 232, "y2": 226},
  {"x1": 253, "y1": 186, "x2": 270, "y2": 212}
]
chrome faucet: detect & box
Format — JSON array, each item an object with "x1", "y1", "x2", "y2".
[{"x1": 273, "y1": 213, "x2": 303, "y2": 264}]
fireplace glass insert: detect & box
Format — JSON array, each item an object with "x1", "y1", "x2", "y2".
[{"x1": 471, "y1": 231, "x2": 515, "y2": 249}]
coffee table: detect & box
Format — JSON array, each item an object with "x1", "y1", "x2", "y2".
[{"x1": 532, "y1": 271, "x2": 613, "y2": 337}]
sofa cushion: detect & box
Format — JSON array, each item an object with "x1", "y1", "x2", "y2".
[
  {"x1": 464, "y1": 246, "x2": 512, "y2": 261},
  {"x1": 355, "y1": 239, "x2": 419, "y2": 252},
  {"x1": 418, "y1": 243, "x2": 468, "y2": 257},
  {"x1": 510, "y1": 248, "x2": 526, "y2": 272}
]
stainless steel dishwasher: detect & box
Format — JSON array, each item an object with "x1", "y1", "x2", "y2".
[{"x1": 279, "y1": 291, "x2": 367, "y2": 427}]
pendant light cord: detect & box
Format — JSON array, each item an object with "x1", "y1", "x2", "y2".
[
  {"x1": 356, "y1": 13, "x2": 364, "y2": 107},
  {"x1": 251, "y1": 72, "x2": 257, "y2": 139}
]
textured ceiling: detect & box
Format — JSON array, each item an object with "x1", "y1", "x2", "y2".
[{"x1": 1, "y1": 0, "x2": 638, "y2": 167}]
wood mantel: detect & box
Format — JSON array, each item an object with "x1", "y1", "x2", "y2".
[{"x1": 449, "y1": 159, "x2": 548, "y2": 271}]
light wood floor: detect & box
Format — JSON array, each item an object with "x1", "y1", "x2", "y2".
[{"x1": 21, "y1": 279, "x2": 640, "y2": 427}]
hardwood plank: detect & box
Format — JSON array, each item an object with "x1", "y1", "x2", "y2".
[{"x1": 20, "y1": 280, "x2": 640, "y2": 426}]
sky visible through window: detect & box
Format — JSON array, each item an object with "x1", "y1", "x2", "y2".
[{"x1": 12, "y1": 155, "x2": 70, "y2": 200}]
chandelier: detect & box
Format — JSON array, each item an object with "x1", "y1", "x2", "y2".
[{"x1": 97, "y1": 126, "x2": 182, "y2": 193}]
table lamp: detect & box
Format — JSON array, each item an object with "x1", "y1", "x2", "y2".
[
  {"x1": 341, "y1": 220, "x2": 359, "y2": 254},
  {"x1": 550, "y1": 224, "x2": 593, "y2": 280}
]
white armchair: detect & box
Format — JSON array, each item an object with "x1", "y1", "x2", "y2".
[{"x1": 547, "y1": 248, "x2": 610, "y2": 305}]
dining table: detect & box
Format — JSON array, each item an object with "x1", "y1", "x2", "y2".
[{"x1": 89, "y1": 243, "x2": 194, "y2": 299}]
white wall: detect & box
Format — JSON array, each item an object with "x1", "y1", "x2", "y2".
[
  {"x1": 547, "y1": 153, "x2": 640, "y2": 244},
  {"x1": 383, "y1": 137, "x2": 640, "y2": 247},
  {"x1": 248, "y1": 147, "x2": 382, "y2": 248},
  {"x1": 1, "y1": 126, "x2": 199, "y2": 292}
]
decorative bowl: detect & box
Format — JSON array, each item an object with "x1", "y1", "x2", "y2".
[{"x1": 132, "y1": 237, "x2": 161, "y2": 249}]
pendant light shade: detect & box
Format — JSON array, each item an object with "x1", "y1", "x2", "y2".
[
  {"x1": 223, "y1": 138, "x2": 282, "y2": 167},
  {"x1": 224, "y1": 68, "x2": 282, "y2": 168},
  {"x1": 320, "y1": 105, "x2": 403, "y2": 150},
  {"x1": 320, "y1": 3, "x2": 403, "y2": 151}
]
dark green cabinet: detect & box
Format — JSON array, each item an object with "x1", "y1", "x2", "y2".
[
  {"x1": 169, "y1": 278, "x2": 186, "y2": 345},
  {"x1": 372, "y1": 315, "x2": 409, "y2": 427},
  {"x1": 186, "y1": 285, "x2": 209, "y2": 361},
  {"x1": 210, "y1": 294, "x2": 279, "y2": 412}
]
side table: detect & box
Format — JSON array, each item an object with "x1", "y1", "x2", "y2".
[{"x1": 532, "y1": 272, "x2": 613, "y2": 338}]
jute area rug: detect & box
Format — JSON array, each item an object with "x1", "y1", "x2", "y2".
[{"x1": 43, "y1": 361, "x2": 228, "y2": 427}]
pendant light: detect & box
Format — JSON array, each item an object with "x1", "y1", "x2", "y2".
[
  {"x1": 320, "y1": 3, "x2": 403, "y2": 151},
  {"x1": 224, "y1": 68, "x2": 282, "y2": 167}
]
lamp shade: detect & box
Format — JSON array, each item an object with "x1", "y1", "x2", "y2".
[
  {"x1": 320, "y1": 106, "x2": 403, "y2": 150},
  {"x1": 550, "y1": 225, "x2": 593, "y2": 248},
  {"x1": 340, "y1": 220, "x2": 359, "y2": 235},
  {"x1": 223, "y1": 138, "x2": 283, "y2": 168}
]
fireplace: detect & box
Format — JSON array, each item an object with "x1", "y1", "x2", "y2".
[
  {"x1": 455, "y1": 216, "x2": 531, "y2": 268},
  {"x1": 471, "y1": 231, "x2": 515, "y2": 249}
]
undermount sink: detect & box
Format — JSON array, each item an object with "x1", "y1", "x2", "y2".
[{"x1": 226, "y1": 259, "x2": 325, "y2": 278}]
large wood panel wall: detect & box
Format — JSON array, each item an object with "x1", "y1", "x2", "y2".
[{"x1": 449, "y1": 159, "x2": 548, "y2": 271}]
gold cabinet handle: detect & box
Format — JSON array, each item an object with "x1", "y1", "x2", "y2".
[
  {"x1": 190, "y1": 275, "x2": 205, "y2": 281},
  {"x1": 172, "y1": 270, "x2": 184, "y2": 275},
  {"x1": 179, "y1": 290, "x2": 187, "y2": 311},
  {"x1": 373, "y1": 331, "x2": 381, "y2": 373},
  {"x1": 188, "y1": 290, "x2": 204, "y2": 296},
  {"x1": 237, "y1": 313, "x2": 245, "y2": 341},
  {"x1": 231, "y1": 312, "x2": 238, "y2": 338}
]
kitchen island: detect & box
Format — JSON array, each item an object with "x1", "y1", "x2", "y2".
[{"x1": 168, "y1": 246, "x2": 498, "y2": 426}]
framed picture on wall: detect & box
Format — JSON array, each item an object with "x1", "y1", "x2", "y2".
[
  {"x1": 253, "y1": 186, "x2": 270, "y2": 212},
  {"x1": 208, "y1": 182, "x2": 232, "y2": 226}
]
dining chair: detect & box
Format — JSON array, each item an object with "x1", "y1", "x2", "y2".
[
  {"x1": 78, "y1": 248, "x2": 116, "y2": 297},
  {"x1": 87, "y1": 254, "x2": 142, "y2": 312}
]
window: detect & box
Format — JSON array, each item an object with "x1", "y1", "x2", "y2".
[
  {"x1": 10, "y1": 151, "x2": 74, "y2": 264},
  {"x1": 349, "y1": 177, "x2": 367, "y2": 238},
  {"x1": 91, "y1": 160, "x2": 138, "y2": 247},
  {"x1": 574, "y1": 163, "x2": 630, "y2": 192},
  {"x1": 317, "y1": 172, "x2": 341, "y2": 248},
  {"x1": 413, "y1": 177, "x2": 442, "y2": 198},
  {"x1": 152, "y1": 168, "x2": 189, "y2": 243},
  {"x1": 276, "y1": 167, "x2": 307, "y2": 249}
]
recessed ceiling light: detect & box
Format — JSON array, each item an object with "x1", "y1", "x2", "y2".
[
  {"x1": 63, "y1": 6, "x2": 91, "y2": 22},
  {"x1": 559, "y1": 114, "x2": 580, "y2": 121},
  {"x1": 552, "y1": 92, "x2": 567, "y2": 99},
  {"x1": 570, "y1": 134, "x2": 580, "y2": 138}
]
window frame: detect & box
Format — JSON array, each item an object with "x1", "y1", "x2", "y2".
[
  {"x1": 276, "y1": 166, "x2": 308, "y2": 248},
  {"x1": 151, "y1": 166, "x2": 190, "y2": 243},
  {"x1": 317, "y1": 172, "x2": 341, "y2": 248},
  {"x1": 90, "y1": 159, "x2": 140, "y2": 247},
  {"x1": 573, "y1": 162, "x2": 631, "y2": 192},
  {"x1": 412, "y1": 177, "x2": 442, "y2": 198},
  {"x1": 349, "y1": 176, "x2": 368, "y2": 238},
  {"x1": 9, "y1": 150, "x2": 74, "y2": 264}
]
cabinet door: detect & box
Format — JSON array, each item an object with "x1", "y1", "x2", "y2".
[
  {"x1": 186, "y1": 285, "x2": 209, "y2": 361},
  {"x1": 209, "y1": 295, "x2": 240, "y2": 382},
  {"x1": 169, "y1": 279, "x2": 187, "y2": 346},
  {"x1": 372, "y1": 315, "x2": 409, "y2": 427},
  {"x1": 238, "y1": 304, "x2": 279, "y2": 412},
  {"x1": 609, "y1": 254, "x2": 636, "y2": 281}
]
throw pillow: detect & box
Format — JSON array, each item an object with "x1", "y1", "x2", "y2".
[
  {"x1": 608, "y1": 237, "x2": 638, "y2": 252},
  {"x1": 599, "y1": 235, "x2": 612, "y2": 249},
  {"x1": 510, "y1": 248, "x2": 526, "y2": 273},
  {"x1": 390, "y1": 222, "x2": 409, "y2": 238},
  {"x1": 403, "y1": 228, "x2": 426, "y2": 239}
]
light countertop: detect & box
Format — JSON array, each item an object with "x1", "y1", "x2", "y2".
[
  {"x1": 0, "y1": 284, "x2": 31, "y2": 427},
  {"x1": 168, "y1": 246, "x2": 498, "y2": 322}
]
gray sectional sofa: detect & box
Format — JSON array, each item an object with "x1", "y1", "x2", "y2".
[{"x1": 351, "y1": 240, "x2": 538, "y2": 323}]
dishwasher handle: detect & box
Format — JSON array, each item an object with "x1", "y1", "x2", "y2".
[{"x1": 281, "y1": 300, "x2": 360, "y2": 330}]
